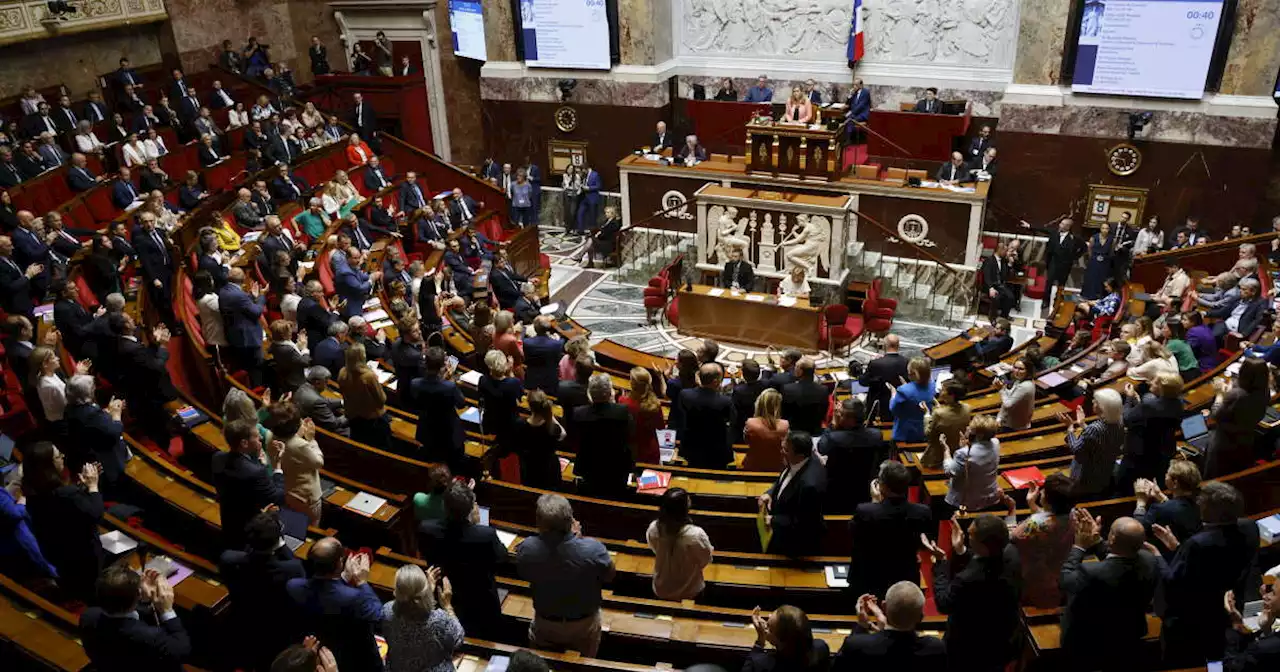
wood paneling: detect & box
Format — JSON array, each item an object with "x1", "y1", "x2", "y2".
[
  {"x1": 481, "y1": 100, "x2": 672, "y2": 187},
  {"x1": 857, "y1": 194, "x2": 972, "y2": 265},
  {"x1": 987, "y1": 131, "x2": 1273, "y2": 238}
]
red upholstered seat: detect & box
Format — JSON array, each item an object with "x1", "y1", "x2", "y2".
[
  {"x1": 665, "y1": 296, "x2": 679, "y2": 327},
  {"x1": 317, "y1": 249, "x2": 336, "y2": 296},
  {"x1": 84, "y1": 186, "x2": 117, "y2": 223},
  {"x1": 819, "y1": 304, "x2": 862, "y2": 355},
  {"x1": 869, "y1": 278, "x2": 898, "y2": 312},
  {"x1": 1023, "y1": 266, "x2": 1047, "y2": 301},
  {"x1": 863, "y1": 296, "x2": 894, "y2": 338}
]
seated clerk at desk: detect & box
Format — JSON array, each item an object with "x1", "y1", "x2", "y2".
[
  {"x1": 937, "y1": 152, "x2": 968, "y2": 185},
  {"x1": 650, "y1": 121, "x2": 673, "y2": 152},
  {"x1": 777, "y1": 266, "x2": 811, "y2": 300},
  {"x1": 968, "y1": 147, "x2": 998, "y2": 180},
  {"x1": 721, "y1": 247, "x2": 755, "y2": 291},
  {"x1": 743, "y1": 74, "x2": 774, "y2": 103},
  {"x1": 712, "y1": 77, "x2": 737, "y2": 101},
  {"x1": 782, "y1": 86, "x2": 814, "y2": 124},
  {"x1": 677, "y1": 135, "x2": 708, "y2": 165},
  {"x1": 914, "y1": 87, "x2": 942, "y2": 114}
]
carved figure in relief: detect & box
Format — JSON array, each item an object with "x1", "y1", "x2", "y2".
[
  {"x1": 714, "y1": 206, "x2": 750, "y2": 264},
  {"x1": 779, "y1": 214, "x2": 830, "y2": 275}
]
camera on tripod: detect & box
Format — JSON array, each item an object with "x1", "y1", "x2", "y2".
[{"x1": 46, "y1": 1, "x2": 77, "y2": 19}]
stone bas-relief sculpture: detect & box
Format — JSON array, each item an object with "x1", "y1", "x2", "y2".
[
  {"x1": 713, "y1": 206, "x2": 752, "y2": 263},
  {"x1": 680, "y1": 0, "x2": 1016, "y2": 68},
  {"x1": 780, "y1": 214, "x2": 831, "y2": 275}
]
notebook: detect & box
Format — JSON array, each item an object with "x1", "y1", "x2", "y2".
[
  {"x1": 1180, "y1": 413, "x2": 1210, "y2": 452},
  {"x1": 1037, "y1": 371, "x2": 1068, "y2": 387}
]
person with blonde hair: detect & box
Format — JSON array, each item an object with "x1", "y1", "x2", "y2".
[
  {"x1": 620, "y1": 367, "x2": 665, "y2": 464},
  {"x1": 223, "y1": 387, "x2": 273, "y2": 458},
  {"x1": 338, "y1": 342, "x2": 390, "y2": 449},
  {"x1": 743, "y1": 388, "x2": 789, "y2": 471},
  {"x1": 492, "y1": 309, "x2": 525, "y2": 379},
  {"x1": 783, "y1": 85, "x2": 814, "y2": 124},
  {"x1": 30, "y1": 345, "x2": 88, "y2": 424},
  {"x1": 559, "y1": 335, "x2": 589, "y2": 381},
  {"x1": 1066, "y1": 388, "x2": 1125, "y2": 497},
  {"x1": 1133, "y1": 460, "x2": 1202, "y2": 559},
  {"x1": 321, "y1": 169, "x2": 361, "y2": 218},
  {"x1": 942, "y1": 414, "x2": 1004, "y2": 511},
  {"x1": 479, "y1": 348, "x2": 523, "y2": 463},
  {"x1": 889, "y1": 357, "x2": 934, "y2": 443},
  {"x1": 1127, "y1": 340, "x2": 1177, "y2": 382},
  {"x1": 1118, "y1": 372, "x2": 1185, "y2": 493},
  {"x1": 381, "y1": 564, "x2": 463, "y2": 672}
]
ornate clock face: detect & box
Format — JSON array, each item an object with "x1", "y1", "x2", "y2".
[
  {"x1": 554, "y1": 106, "x2": 578, "y2": 133},
  {"x1": 1107, "y1": 143, "x2": 1142, "y2": 176}
]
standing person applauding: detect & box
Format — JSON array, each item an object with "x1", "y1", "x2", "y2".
[
  {"x1": 645, "y1": 488, "x2": 714, "y2": 601},
  {"x1": 381, "y1": 564, "x2": 464, "y2": 672}
]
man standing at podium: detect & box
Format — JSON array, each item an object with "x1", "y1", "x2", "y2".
[
  {"x1": 936, "y1": 152, "x2": 967, "y2": 184},
  {"x1": 743, "y1": 75, "x2": 774, "y2": 103},
  {"x1": 914, "y1": 87, "x2": 941, "y2": 114},
  {"x1": 721, "y1": 248, "x2": 754, "y2": 291},
  {"x1": 847, "y1": 79, "x2": 871, "y2": 124}
]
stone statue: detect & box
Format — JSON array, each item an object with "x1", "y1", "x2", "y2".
[
  {"x1": 714, "y1": 206, "x2": 750, "y2": 263},
  {"x1": 780, "y1": 213, "x2": 831, "y2": 276}
]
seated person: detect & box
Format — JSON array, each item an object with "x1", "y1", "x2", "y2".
[
  {"x1": 320, "y1": 172, "x2": 361, "y2": 218},
  {"x1": 967, "y1": 147, "x2": 998, "y2": 179},
  {"x1": 569, "y1": 206, "x2": 622, "y2": 269},
  {"x1": 721, "y1": 247, "x2": 754, "y2": 291},
  {"x1": 1212, "y1": 277, "x2": 1266, "y2": 343},
  {"x1": 294, "y1": 198, "x2": 331, "y2": 240},
  {"x1": 914, "y1": 87, "x2": 942, "y2": 114},
  {"x1": 936, "y1": 152, "x2": 967, "y2": 184},
  {"x1": 1149, "y1": 259, "x2": 1190, "y2": 315},
  {"x1": 970, "y1": 318, "x2": 1013, "y2": 364},
  {"x1": 777, "y1": 265, "x2": 811, "y2": 300},
  {"x1": 677, "y1": 135, "x2": 708, "y2": 165},
  {"x1": 1080, "y1": 277, "x2": 1121, "y2": 318},
  {"x1": 742, "y1": 75, "x2": 773, "y2": 103},
  {"x1": 345, "y1": 133, "x2": 374, "y2": 168},
  {"x1": 782, "y1": 86, "x2": 814, "y2": 124}
]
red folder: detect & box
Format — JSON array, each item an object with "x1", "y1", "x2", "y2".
[{"x1": 1003, "y1": 466, "x2": 1046, "y2": 490}]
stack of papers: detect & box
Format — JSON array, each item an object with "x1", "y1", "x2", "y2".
[
  {"x1": 344, "y1": 492, "x2": 388, "y2": 516},
  {"x1": 746, "y1": 294, "x2": 766, "y2": 302},
  {"x1": 362, "y1": 298, "x2": 381, "y2": 311},
  {"x1": 1257, "y1": 514, "x2": 1280, "y2": 544},
  {"x1": 778, "y1": 296, "x2": 798, "y2": 307},
  {"x1": 707, "y1": 288, "x2": 726, "y2": 297},
  {"x1": 362, "y1": 308, "x2": 389, "y2": 322},
  {"x1": 495, "y1": 530, "x2": 518, "y2": 549},
  {"x1": 824, "y1": 565, "x2": 850, "y2": 588},
  {"x1": 373, "y1": 369, "x2": 394, "y2": 385},
  {"x1": 458, "y1": 370, "x2": 483, "y2": 386}
]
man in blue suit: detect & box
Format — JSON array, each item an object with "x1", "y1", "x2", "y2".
[
  {"x1": 333, "y1": 248, "x2": 381, "y2": 319},
  {"x1": 219, "y1": 511, "x2": 307, "y2": 672},
  {"x1": 286, "y1": 537, "x2": 384, "y2": 672},
  {"x1": 80, "y1": 565, "x2": 191, "y2": 672},
  {"x1": 212, "y1": 419, "x2": 285, "y2": 551},
  {"x1": 523, "y1": 316, "x2": 564, "y2": 393},
  {"x1": 67, "y1": 153, "x2": 101, "y2": 192},
  {"x1": 743, "y1": 74, "x2": 774, "y2": 102},
  {"x1": 489, "y1": 249, "x2": 528, "y2": 310},
  {"x1": 364, "y1": 156, "x2": 392, "y2": 193},
  {"x1": 218, "y1": 267, "x2": 267, "y2": 386},
  {"x1": 847, "y1": 78, "x2": 871, "y2": 123},
  {"x1": 312, "y1": 321, "x2": 348, "y2": 380},
  {"x1": 111, "y1": 167, "x2": 141, "y2": 210},
  {"x1": 11, "y1": 211, "x2": 50, "y2": 299},
  {"x1": 398, "y1": 171, "x2": 428, "y2": 213},
  {"x1": 297, "y1": 279, "x2": 338, "y2": 347},
  {"x1": 417, "y1": 209, "x2": 449, "y2": 250},
  {"x1": 576, "y1": 166, "x2": 601, "y2": 233},
  {"x1": 409, "y1": 346, "x2": 467, "y2": 473},
  {"x1": 443, "y1": 239, "x2": 474, "y2": 299},
  {"x1": 133, "y1": 212, "x2": 176, "y2": 327}
]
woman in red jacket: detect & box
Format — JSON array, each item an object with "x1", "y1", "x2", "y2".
[{"x1": 345, "y1": 132, "x2": 374, "y2": 168}]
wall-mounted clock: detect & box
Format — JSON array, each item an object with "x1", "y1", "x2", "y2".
[
  {"x1": 1106, "y1": 143, "x2": 1142, "y2": 176},
  {"x1": 554, "y1": 106, "x2": 578, "y2": 133}
]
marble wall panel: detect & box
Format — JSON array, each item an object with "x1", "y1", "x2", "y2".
[
  {"x1": 651, "y1": 0, "x2": 673, "y2": 64},
  {"x1": 435, "y1": 0, "x2": 486, "y2": 164},
  {"x1": 1011, "y1": 0, "x2": 1070, "y2": 85},
  {"x1": 617, "y1": 0, "x2": 655, "y2": 65},
  {"x1": 999, "y1": 103, "x2": 1277, "y2": 150},
  {"x1": 676, "y1": 76, "x2": 1006, "y2": 116},
  {"x1": 164, "y1": 0, "x2": 300, "y2": 75},
  {"x1": 483, "y1": 0, "x2": 517, "y2": 62},
  {"x1": 481, "y1": 77, "x2": 668, "y2": 107},
  {"x1": 285, "y1": 0, "x2": 344, "y2": 84},
  {"x1": 1218, "y1": 0, "x2": 1280, "y2": 97},
  {"x1": 0, "y1": 23, "x2": 164, "y2": 98}
]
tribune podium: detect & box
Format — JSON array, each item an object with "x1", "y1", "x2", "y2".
[{"x1": 744, "y1": 121, "x2": 844, "y2": 181}]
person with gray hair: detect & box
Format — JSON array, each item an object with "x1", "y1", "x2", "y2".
[
  {"x1": 63, "y1": 373, "x2": 131, "y2": 494},
  {"x1": 573, "y1": 373, "x2": 634, "y2": 497},
  {"x1": 312, "y1": 319, "x2": 349, "y2": 378},
  {"x1": 294, "y1": 366, "x2": 349, "y2": 436},
  {"x1": 1066, "y1": 388, "x2": 1125, "y2": 498},
  {"x1": 232, "y1": 186, "x2": 264, "y2": 230},
  {"x1": 381, "y1": 563, "x2": 463, "y2": 672},
  {"x1": 348, "y1": 314, "x2": 389, "y2": 361},
  {"x1": 832, "y1": 581, "x2": 944, "y2": 668},
  {"x1": 516, "y1": 493, "x2": 615, "y2": 657},
  {"x1": 1214, "y1": 275, "x2": 1267, "y2": 342}
]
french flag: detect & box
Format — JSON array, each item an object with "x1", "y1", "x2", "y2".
[{"x1": 847, "y1": 0, "x2": 864, "y2": 66}]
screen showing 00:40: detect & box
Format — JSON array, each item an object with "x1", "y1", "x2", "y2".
[{"x1": 1071, "y1": 0, "x2": 1225, "y2": 100}]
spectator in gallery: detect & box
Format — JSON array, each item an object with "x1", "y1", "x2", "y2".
[
  {"x1": 743, "y1": 74, "x2": 774, "y2": 103},
  {"x1": 713, "y1": 77, "x2": 737, "y2": 101},
  {"x1": 914, "y1": 87, "x2": 942, "y2": 114}
]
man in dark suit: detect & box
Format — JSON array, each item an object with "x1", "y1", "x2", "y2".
[
  {"x1": 846, "y1": 78, "x2": 871, "y2": 125},
  {"x1": 1059, "y1": 511, "x2": 1161, "y2": 671},
  {"x1": 418, "y1": 482, "x2": 507, "y2": 639},
  {"x1": 66, "y1": 152, "x2": 100, "y2": 192},
  {"x1": 111, "y1": 166, "x2": 141, "y2": 210},
  {"x1": 34, "y1": 137, "x2": 64, "y2": 173},
  {"x1": 117, "y1": 85, "x2": 145, "y2": 115},
  {"x1": 110, "y1": 312, "x2": 178, "y2": 414},
  {"x1": 524, "y1": 316, "x2": 564, "y2": 393},
  {"x1": 1025, "y1": 216, "x2": 1083, "y2": 312},
  {"x1": 981, "y1": 246, "x2": 1014, "y2": 320},
  {"x1": 721, "y1": 247, "x2": 755, "y2": 290},
  {"x1": 258, "y1": 216, "x2": 301, "y2": 277},
  {"x1": 936, "y1": 151, "x2": 967, "y2": 184},
  {"x1": 54, "y1": 281, "x2": 96, "y2": 359},
  {"x1": 1156, "y1": 481, "x2": 1260, "y2": 666},
  {"x1": 781, "y1": 357, "x2": 828, "y2": 435},
  {"x1": 243, "y1": 121, "x2": 269, "y2": 151},
  {"x1": 767, "y1": 348, "x2": 803, "y2": 391},
  {"x1": 13, "y1": 141, "x2": 48, "y2": 179},
  {"x1": 82, "y1": 91, "x2": 109, "y2": 124},
  {"x1": 349, "y1": 92, "x2": 377, "y2": 149},
  {"x1": 2, "y1": 315, "x2": 37, "y2": 385},
  {"x1": 11, "y1": 211, "x2": 49, "y2": 296},
  {"x1": 218, "y1": 267, "x2": 267, "y2": 386},
  {"x1": 731, "y1": 360, "x2": 768, "y2": 443},
  {"x1": 449, "y1": 187, "x2": 482, "y2": 225},
  {"x1": 397, "y1": 170, "x2": 429, "y2": 213},
  {"x1": 971, "y1": 318, "x2": 1014, "y2": 364},
  {"x1": 333, "y1": 247, "x2": 380, "y2": 319},
  {"x1": 22, "y1": 102, "x2": 58, "y2": 139},
  {"x1": 677, "y1": 364, "x2": 735, "y2": 469},
  {"x1": 859, "y1": 336, "x2": 908, "y2": 422},
  {"x1": 208, "y1": 80, "x2": 237, "y2": 110},
  {"x1": 52, "y1": 95, "x2": 79, "y2": 134},
  {"x1": 847, "y1": 461, "x2": 932, "y2": 599},
  {"x1": 1222, "y1": 565, "x2": 1280, "y2": 670},
  {"x1": 967, "y1": 124, "x2": 994, "y2": 159},
  {"x1": 311, "y1": 321, "x2": 348, "y2": 381},
  {"x1": 63, "y1": 375, "x2": 131, "y2": 495},
  {"x1": 651, "y1": 121, "x2": 672, "y2": 150},
  {"x1": 211, "y1": 419, "x2": 285, "y2": 551},
  {"x1": 832, "y1": 581, "x2": 946, "y2": 671},
  {"x1": 133, "y1": 211, "x2": 176, "y2": 327},
  {"x1": 818, "y1": 398, "x2": 889, "y2": 514},
  {"x1": 913, "y1": 87, "x2": 941, "y2": 114},
  {"x1": 760, "y1": 431, "x2": 827, "y2": 557},
  {"x1": 556, "y1": 356, "x2": 594, "y2": 447},
  {"x1": 390, "y1": 319, "x2": 425, "y2": 407},
  {"x1": 930, "y1": 514, "x2": 1023, "y2": 672},
  {"x1": 410, "y1": 347, "x2": 468, "y2": 472},
  {"x1": 490, "y1": 250, "x2": 528, "y2": 310},
  {"x1": 364, "y1": 156, "x2": 392, "y2": 193},
  {"x1": 111, "y1": 58, "x2": 141, "y2": 94},
  {"x1": 285, "y1": 537, "x2": 383, "y2": 672},
  {"x1": 267, "y1": 127, "x2": 303, "y2": 166},
  {"x1": 267, "y1": 325, "x2": 310, "y2": 393},
  {"x1": 131, "y1": 105, "x2": 160, "y2": 133},
  {"x1": 573, "y1": 373, "x2": 635, "y2": 497},
  {"x1": 513, "y1": 282, "x2": 542, "y2": 325},
  {"x1": 167, "y1": 68, "x2": 189, "y2": 103},
  {"x1": 297, "y1": 279, "x2": 338, "y2": 346},
  {"x1": 0, "y1": 147, "x2": 25, "y2": 187},
  {"x1": 1213, "y1": 277, "x2": 1268, "y2": 344},
  {"x1": 79, "y1": 565, "x2": 191, "y2": 672},
  {"x1": 218, "y1": 511, "x2": 307, "y2": 672},
  {"x1": 967, "y1": 147, "x2": 998, "y2": 179},
  {"x1": 296, "y1": 367, "x2": 350, "y2": 436}
]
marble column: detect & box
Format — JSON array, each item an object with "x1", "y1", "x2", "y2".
[
  {"x1": 1218, "y1": 0, "x2": 1280, "y2": 97},
  {"x1": 162, "y1": 0, "x2": 299, "y2": 74},
  {"x1": 286, "y1": 0, "x2": 344, "y2": 84},
  {"x1": 482, "y1": 0, "x2": 517, "y2": 62},
  {"x1": 1011, "y1": 0, "x2": 1071, "y2": 85}
]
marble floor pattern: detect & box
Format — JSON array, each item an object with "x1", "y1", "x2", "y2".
[{"x1": 534, "y1": 226, "x2": 1036, "y2": 366}]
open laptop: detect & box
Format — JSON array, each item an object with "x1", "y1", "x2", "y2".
[{"x1": 1180, "y1": 414, "x2": 1211, "y2": 453}]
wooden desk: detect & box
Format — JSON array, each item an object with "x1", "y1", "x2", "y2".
[
  {"x1": 676, "y1": 284, "x2": 822, "y2": 351},
  {"x1": 745, "y1": 122, "x2": 842, "y2": 181}
]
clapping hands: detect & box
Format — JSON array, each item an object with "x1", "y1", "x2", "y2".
[
  {"x1": 1070, "y1": 507, "x2": 1102, "y2": 549},
  {"x1": 856, "y1": 594, "x2": 886, "y2": 632}
]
